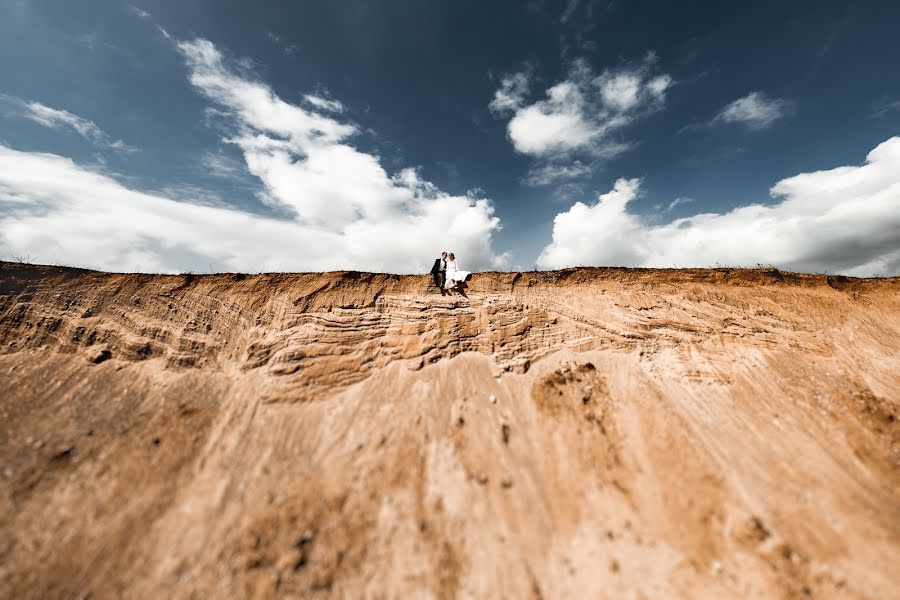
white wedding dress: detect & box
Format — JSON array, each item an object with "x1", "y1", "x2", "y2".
[{"x1": 444, "y1": 259, "x2": 471, "y2": 289}]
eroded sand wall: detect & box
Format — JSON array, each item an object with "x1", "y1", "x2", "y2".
[{"x1": 1, "y1": 263, "x2": 898, "y2": 598}]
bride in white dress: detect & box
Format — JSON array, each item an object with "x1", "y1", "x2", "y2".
[{"x1": 443, "y1": 252, "x2": 471, "y2": 290}]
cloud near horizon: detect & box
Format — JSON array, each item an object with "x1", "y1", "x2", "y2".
[
  {"x1": 538, "y1": 136, "x2": 900, "y2": 277},
  {"x1": 0, "y1": 38, "x2": 508, "y2": 273}
]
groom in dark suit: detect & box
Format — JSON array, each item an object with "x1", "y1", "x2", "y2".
[{"x1": 430, "y1": 252, "x2": 448, "y2": 295}]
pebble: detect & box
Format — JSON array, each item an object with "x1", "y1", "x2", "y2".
[{"x1": 489, "y1": 394, "x2": 497, "y2": 404}]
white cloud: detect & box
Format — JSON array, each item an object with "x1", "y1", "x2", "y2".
[
  {"x1": 129, "y1": 5, "x2": 151, "y2": 19},
  {"x1": 667, "y1": 196, "x2": 693, "y2": 211},
  {"x1": 489, "y1": 71, "x2": 530, "y2": 114},
  {"x1": 597, "y1": 73, "x2": 640, "y2": 111},
  {"x1": 267, "y1": 32, "x2": 297, "y2": 56},
  {"x1": 523, "y1": 161, "x2": 594, "y2": 186},
  {"x1": 560, "y1": 0, "x2": 580, "y2": 23},
  {"x1": 645, "y1": 74, "x2": 672, "y2": 97},
  {"x1": 537, "y1": 137, "x2": 900, "y2": 276},
  {"x1": 538, "y1": 177, "x2": 647, "y2": 268},
  {"x1": 155, "y1": 183, "x2": 229, "y2": 208},
  {"x1": 714, "y1": 91, "x2": 791, "y2": 130},
  {"x1": 0, "y1": 38, "x2": 508, "y2": 273},
  {"x1": 0, "y1": 144, "x2": 505, "y2": 273},
  {"x1": 24, "y1": 102, "x2": 100, "y2": 138},
  {"x1": 199, "y1": 150, "x2": 255, "y2": 183},
  {"x1": 2, "y1": 96, "x2": 136, "y2": 152},
  {"x1": 870, "y1": 98, "x2": 900, "y2": 119},
  {"x1": 491, "y1": 56, "x2": 672, "y2": 185},
  {"x1": 303, "y1": 94, "x2": 344, "y2": 113},
  {"x1": 507, "y1": 100, "x2": 598, "y2": 156}
]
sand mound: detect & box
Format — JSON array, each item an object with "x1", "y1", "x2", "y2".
[{"x1": 1, "y1": 262, "x2": 898, "y2": 598}]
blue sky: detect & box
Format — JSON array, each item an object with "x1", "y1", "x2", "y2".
[{"x1": 1, "y1": 0, "x2": 898, "y2": 274}]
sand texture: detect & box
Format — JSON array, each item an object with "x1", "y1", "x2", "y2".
[{"x1": 1, "y1": 262, "x2": 898, "y2": 599}]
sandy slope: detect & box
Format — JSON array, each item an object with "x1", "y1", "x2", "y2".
[{"x1": 0, "y1": 262, "x2": 898, "y2": 599}]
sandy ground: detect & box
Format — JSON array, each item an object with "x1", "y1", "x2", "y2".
[{"x1": 0, "y1": 262, "x2": 898, "y2": 599}]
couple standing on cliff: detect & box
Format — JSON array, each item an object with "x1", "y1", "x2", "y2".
[{"x1": 430, "y1": 251, "x2": 472, "y2": 296}]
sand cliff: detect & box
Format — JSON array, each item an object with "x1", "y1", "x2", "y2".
[{"x1": 1, "y1": 262, "x2": 898, "y2": 599}]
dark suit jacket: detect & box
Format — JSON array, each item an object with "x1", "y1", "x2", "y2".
[{"x1": 430, "y1": 258, "x2": 444, "y2": 274}]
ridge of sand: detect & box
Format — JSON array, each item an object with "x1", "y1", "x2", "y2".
[{"x1": 1, "y1": 262, "x2": 898, "y2": 598}]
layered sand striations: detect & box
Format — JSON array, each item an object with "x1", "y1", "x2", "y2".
[{"x1": 1, "y1": 262, "x2": 898, "y2": 598}]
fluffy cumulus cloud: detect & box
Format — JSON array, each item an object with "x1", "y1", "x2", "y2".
[
  {"x1": 490, "y1": 56, "x2": 671, "y2": 185},
  {"x1": 714, "y1": 91, "x2": 791, "y2": 130},
  {"x1": 0, "y1": 39, "x2": 507, "y2": 273},
  {"x1": 537, "y1": 137, "x2": 900, "y2": 276}
]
